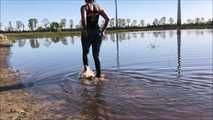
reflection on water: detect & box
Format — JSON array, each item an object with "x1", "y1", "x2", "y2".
[
  {"x1": 18, "y1": 39, "x2": 26, "y2": 48},
  {"x1": 177, "y1": 30, "x2": 182, "y2": 79},
  {"x1": 0, "y1": 46, "x2": 21, "y2": 88},
  {"x1": 13, "y1": 30, "x2": 211, "y2": 49},
  {"x1": 0, "y1": 47, "x2": 10, "y2": 68},
  {"x1": 15, "y1": 31, "x2": 177, "y2": 49},
  {"x1": 30, "y1": 39, "x2": 40, "y2": 48},
  {"x1": 43, "y1": 38, "x2": 51, "y2": 47},
  {"x1": 79, "y1": 85, "x2": 109, "y2": 120},
  {"x1": 1, "y1": 29, "x2": 213, "y2": 120},
  {"x1": 116, "y1": 33, "x2": 120, "y2": 68}
]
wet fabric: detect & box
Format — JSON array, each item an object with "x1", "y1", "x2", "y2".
[
  {"x1": 81, "y1": 29, "x2": 102, "y2": 77},
  {"x1": 81, "y1": 4, "x2": 103, "y2": 77},
  {"x1": 86, "y1": 4, "x2": 100, "y2": 29}
]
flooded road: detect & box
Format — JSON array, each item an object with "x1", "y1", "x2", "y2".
[{"x1": 1, "y1": 29, "x2": 213, "y2": 120}]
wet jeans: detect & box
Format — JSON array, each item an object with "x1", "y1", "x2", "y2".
[{"x1": 81, "y1": 28, "x2": 102, "y2": 77}]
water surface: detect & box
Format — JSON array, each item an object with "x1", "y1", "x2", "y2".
[{"x1": 1, "y1": 29, "x2": 213, "y2": 120}]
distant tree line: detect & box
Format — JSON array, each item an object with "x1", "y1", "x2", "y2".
[
  {"x1": 0, "y1": 17, "x2": 212, "y2": 32},
  {"x1": 0, "y1": 18, "x2": 75, "y2": 32}
]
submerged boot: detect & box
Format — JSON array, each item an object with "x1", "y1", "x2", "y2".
[
  {"x1": 96, "y1": 74, "x2": 105, "y2": 81},
  {"x1": 80, "y1": 66, "x2": 95, "y2": 80}
]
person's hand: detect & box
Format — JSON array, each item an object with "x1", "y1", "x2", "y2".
[{"x1": 101, "y1": 30, "x2": 106, "y2": 38}]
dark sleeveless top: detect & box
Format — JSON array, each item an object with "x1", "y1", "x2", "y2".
[{"x1": 86, "y1": 4, "x2": 100, "y2": 30}]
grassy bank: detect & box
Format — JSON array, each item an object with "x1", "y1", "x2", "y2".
[
  {"x1": 3, "y1": 31, "x2": 80, "y2": 41},
  {"x1": 2, "y1": 24, "x2": 213, "y2": 40}
]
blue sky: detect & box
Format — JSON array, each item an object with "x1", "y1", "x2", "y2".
[{"x1": 0, "y1": 0, "x2": 212, "y2": 28}]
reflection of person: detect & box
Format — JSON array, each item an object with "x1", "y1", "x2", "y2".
[
  {"x1": 80, "y1": 85, "x2": 109, "y2": 119},
  {"x1": 81, "y1": 0, "x2": 109, "y2": 79}
]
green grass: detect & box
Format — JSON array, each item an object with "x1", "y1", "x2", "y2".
[
  {"x1": 3, "y1": 24, "x2": 213, "y2": 40},
  {"x1": 4, "y1": 31, "x2": 80, "y2": 40}
]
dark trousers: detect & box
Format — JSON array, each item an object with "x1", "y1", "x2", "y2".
[{"x1": 81, "y1": 29, "x2": 102, "y2": 77}]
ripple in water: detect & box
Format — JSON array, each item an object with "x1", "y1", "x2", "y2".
[
  {"x1": 7, "y1": 29, "x2": 212, "y2": 120},
  {"x1": 21, "y1": 66, "x2": 213, "y2": 120}
]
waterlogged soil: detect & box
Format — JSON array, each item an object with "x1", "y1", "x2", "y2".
[
  {"x1": 0, "y1": 69, "x2": 89, "y2": 120},
  {"x1": 0, "y1": 70, "x2": 64, "y2": 120}
]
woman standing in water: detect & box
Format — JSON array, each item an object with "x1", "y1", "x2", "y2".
[{"x1": 81, "y1": 0, "x2": 109, "y2": 80}]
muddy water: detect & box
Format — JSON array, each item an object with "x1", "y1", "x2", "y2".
[{"x1": 1, "y1": 29, "x2": 213, "y2": 120}]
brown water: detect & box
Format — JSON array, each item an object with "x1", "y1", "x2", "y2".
[{"x1": 1, "y1": 29, "x2": 213, "y2": 120}]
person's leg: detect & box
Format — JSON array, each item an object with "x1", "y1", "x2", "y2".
[
  {"x1": 81, "y1": 34, "x2": 91, "y2": 71},
  {"x1": 92, "y1": 34, "x2": 102, "y2": 77}
]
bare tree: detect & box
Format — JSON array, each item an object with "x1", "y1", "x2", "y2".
[
  {"x1": 8, "y1": 21, "x2": 13, "y2": 32},
  {"x1": 159, "y1": 17, "x2": 166, "y2": 25},
  {"x1": 195, "y1": 17, "x2": 201, "y2": 24},
  {"x1": 200, "y1": 17, "x2": 205, "y2": 23},
  {"x1": 169, "y1": 17, "x2": 175, "y2": 25},
  {"x1": 69, "y1": 19, "x2": 74, "y2": 29},
  {"x1": 42, "y1": 18, "x2": 50, "y2": 29},
  {"x1": 28, "y1": 18, "x2": 38, "y2": 31},
  {"x1": 22, "y1": 24, "x2": 25, "y2": 31},
  {"x1": 140, "y1": 20, "x2": 145, "y2": 27},
  {"x1": 153, "y1": 18, "x2": 159, "y2": 26},
  {"x1": 120, "y1": 19, "x2": 126, "y2": 27},
  {"x1": 187, "y1": 19, "x2": 194, "y2": 24},
  {"x1": 50, "y1": 22, "x2": 60, "y2": 32},
  {"x1": 207, "y1": 19, "x2": 212, "y2": 24},
  {"x1": 109, "y1": 18, "x2": 115, "y2": 27},
  {"x1": 117, "y1": 18, "x2": 121, "y2": 27},
  {"x1": 127, "y1": 18, "x2": 131, "y2": 27},
  {"x1": 60, "y1": 18, "x2": 67, "y2": 29},
  {"x1": 16, "y1": 20, "x2": 23, "y2": 31},
  {"x1": 131, "y1": 20, "x2": 137, "y2": 27}
]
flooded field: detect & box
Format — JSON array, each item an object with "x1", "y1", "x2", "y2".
[{"x1": 0, "y1": 29, "x2": 213, "y2": 120}]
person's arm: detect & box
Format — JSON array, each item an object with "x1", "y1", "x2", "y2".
[
  {"x1": 99, "y1": 8, "x2": 109, "y2": 34},
  {"x1": 81, "y1": 5, "x2": 87, "y2": 30}
]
